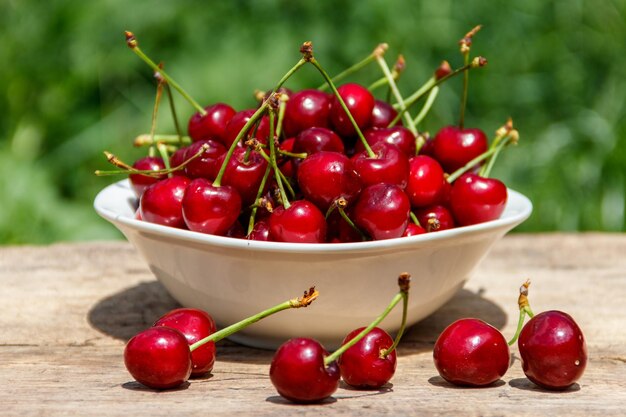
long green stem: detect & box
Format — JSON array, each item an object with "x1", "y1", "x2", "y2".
[
  {"x1": 247, "y1": 164, "x2": 273, "y2": 235},
  {"x1": 125, "y1": 32, "x2": 206, "y2": 115},
  {"x1": 381, "y1": 288, "x2": 409, "y2": 357},
  {"x1": 375, "y1": 54, "x2": 417, "y2": 135},
  {"x1": 267, "y1": 109, "x2": 291, "y2": 208},
  {"x1": 165, "y1": 84, "x2": 184, "y2": 144},
  {"x1": 413, "y1": 86, "x2": 439, "y2": 127},
  {"x1": 459, "y1": 50, "x2": 470, "y2": 129},
  {"x1": 308, "y1": 57, "x2": 375, "y2": 158},
  {"x1": 324, "y1": 273, "x2": 411, "y2": 365},
  {"x1": 190, "y1": 287, "x2": 319, "y2": 351},
  {"x1": 134, "y1": 134, "x2": 192, "y2": 147},
  {"x1": 317, "y1": 49, "x2": 379, "y2": 91},
  {"x1": 507, "y1": 280, "x2": 535, "y2": 345}
]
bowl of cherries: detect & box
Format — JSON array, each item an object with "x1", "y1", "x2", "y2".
[{"x1": 95, "y1": 30, "x2": 532, "y2": 349}]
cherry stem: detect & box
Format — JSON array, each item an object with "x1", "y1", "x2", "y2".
[
  {"x1": 156, "y1": 143, "x2": 172, "y2": 178},
  {"x1": 190, "y1": 287, "x2": 320, "y2": 351},
  {"x1": 149, "y1": 70, "x2": 164, "y2": 151},
  {"x1": 125, "y1": 31, "x2": 206, "y2": 116},
  {"x1": 374, "y1": 52, "x2": 417, "y2": 136},
  {"x1": 317, "y1": 50, "x2": 378, "y2": 91},
  {"x1": 368, "y1": 54, "x2": 405, "y2": 92},
  {"x1": 381, "y1": 275, "x2": 410, "y2": 357},
  {"x1": 507, "y1": 280, "x2": 535, "y2": 346},
  {"x1": 479, "y1": 119, "x2": 518, "y2": 178},
  {"x1": 326, "y1": 198, "x2": 367, "y2": 241},
  {"x1": 413, "y1": 86, "x2": 439, "y2": 127},
  {"x1": 134, "y1": 134, "x2": 191, "y2": 147},
  {"x1": 267, "y1": 108, "x2": 291, "y2": 208},
  {"x1": 165, "y1": 84, "x2": 184, "y2": 144},
  {"x1": 308, "y1": 57, "x2": 375, "y2": 158},
  {"x1": 323, "y1": 273, "x2": 411, "y2": 366},
  {"x1": 459, "y1": 50, "x2": 470, "y2": 129},
  {"x1": 254, "y1": 145, "x2": 296, "y2": 200},
  {"x1": 409, "y1": 211, "x2": 422, "y2": 227},
  {"x1": 247, "y1": 164, "x2": 273, "y2": 235},
  {"x1": 95, "y1": 144, "x2": 209, "y2": 177}
]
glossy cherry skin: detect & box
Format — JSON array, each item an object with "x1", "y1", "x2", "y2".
[
  {"x1": 169, "y1": 146, "x2": 189, "y2": 176},
  {"x1": 292, "y1": 127, "x2": 345, "y2": 156},
  {"x1": 405, "y1": 156, "x2": 448, "y2": 208},
  {"x1": 415, "y1": 205, "x2": 456, "y2": 232},
  {"x1": 370, "y1": 99, "x2": 400, "y2": 128},
  {"x1": 283, "y1": 89, "x2": 332, "y2": 137},
  {"x1": 222, "y1": 110, "x2": 270, "y2": 148},
  {"x1": 449, "y1": 173, "x2": 508, "y2": 226},
  {"x1": 124, "y1": 327, "x2": 192, "y2": 390},
  {"x1": 402, "y1": 222, "x2": 426, "y2": 237},
  {"x1": 433, "y1": 318, "x2": 510, "y2": 387},
  {"x1": 269, "y1": 200, "x2": 327, "y2": 243},
  {"x1": 140, "y1": 176, "x2": 190, "y2": 228},
  {"x1": 357, "y1": 127, "x2": 416, "y2": 157},
  {"x1": 337, "y1": 327, "x2": 397, "y2": 389},
  {"x1": 353, "y1": 183, "x2": 411, "y2": 240},
  {"x1": 329, "y1": 83, "x2": 375, "y2": 138},
  {"x1": 216, "y1": 147, "x2": 269, "y2": 206},
  {"x1": 431, "y1": 126, "x2": 488, "y2": 173},
  {"x1": 183, "y1": 139, "x2": 226, "y2": 180},
  {"x1": 129, "y1": 156, "x2": 166, "y2": 197},
  {"x1": 270, "y1": 338, "x2": 340, "y2": 403},
  {"x1": 247, "y1": 219, "x2": 271, "y2": 241},
  {"x1": 153, "y1": 308, "x2": 217, "y2": 377},
  {"x1": 188, "y1": 103, "x2": 236, "y2": 143},
  {"x1": 182, "y1": 178, "x2": 242, "y2": 235},
  {"x1": 518, "y1": 311, "x2": 587, "y2": 390},
  {"x1": 297, "y1": 151, "x2": 362, "y2": 212},
  {"x1": 351, "y1": 142, "x2": 409, "y2": 189}
]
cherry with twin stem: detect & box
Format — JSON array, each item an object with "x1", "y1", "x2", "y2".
[{"x1": 270, "y1": 273, "x2": 411, "y2": 402}]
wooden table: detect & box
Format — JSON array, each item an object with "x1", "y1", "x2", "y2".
[{"x1": 1, "y1": 234, "x2": 624, "y2": 416}]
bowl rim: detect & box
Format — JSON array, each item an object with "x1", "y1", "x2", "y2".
[{"x1": 94, "y1": 179, "x2": 532, "y2": 254}]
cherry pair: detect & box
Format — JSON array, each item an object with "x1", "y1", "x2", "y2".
[
  {"x1": 269, "y1": 273, "x2": 410, "y2": 403},
  {"x1": 433, "y1": 281, "x2": 587, "y2": 390}
]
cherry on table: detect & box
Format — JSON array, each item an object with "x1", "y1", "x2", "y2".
[
  {"x1": 329, "y1": 83, "x2": 375, "y2": 138},
  {"x1": 124, "y1": 326, "x2": 192, "y2": 390},
  {"x1": 140, "y1": 176, "x2": 190, "y2": 228},
  {"x1": 431, "y1": 125, "x2": 488, "y2": 173},
  {"x1": 433, "y1": 318, "x2": 510, "y2": 387},
  {"x1": 337, "y1": 326, "x2": 397, "y2": 389},
  {"x1": 283, "y1": 89, "x2": 332, "y2": 137},
  {"x1": 182, "y1": 178, "x2": 242, "y2": 236},
  {"x1": 449, "y1": 173, "x2": 507, "y2": 226},
  {"x1": 518, "y1": 310, "x2": 587, "y2": 390},
  {"x1": 269, "y1": 337, "x2": 340, "y2": 403},
  {"x1": 153, "y1": 308, "x2": 217, "y2": 377},
  {"x1": 188, "y1": 103, "x2": 236, "y2": 143}
]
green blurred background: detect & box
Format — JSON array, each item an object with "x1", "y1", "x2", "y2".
[{"x1": 1, "y1": 0, "x2": 625, "y2": 244}]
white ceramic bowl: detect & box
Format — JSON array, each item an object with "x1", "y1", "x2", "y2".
[{"x1": 94, "y1": 179, "x2": 532, "y2": 349}]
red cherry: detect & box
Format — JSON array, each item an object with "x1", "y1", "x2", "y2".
[
  {"x1": 337, "y1": 327, "x2": 397, "y2": 389},
  {"x1": 431, "y1": 126, "x2": 488, "y2": 173},
  {"x1": 402, "y1": 222, "x2": 426, "y2": 237},
  {"x1": 129, "y1": 156, "x2": 166, "y2": 197},
  {"x1": 153, "y1": 308, "x2": 217, "y2": 377},
  {"x1": 269, "y1": 338, "x2": 340, "y2": 403},
  {"x1": 418, "y1": 136, "x2": 436, "y2": 158},
  {"x1": 449, "y1": 173, "x2": 508, "y2": 226},
  {"x1": 222, "y1": 109, "x2": 270, "y2": 148},
  {"x1": 188, "y1": 103, "x2": 236, "y2": 142},
  {"x1": 283, "y1": 89, "x2": 332, "y2": 137},
  {"x1": 353, "y1": 183, "x2": 411, "y2": 240},
  {"x1": 370, "y1": 99, "x2": 400, "y2": 128},
  {"x1": 405, "y1": 156, "x2": 447, "y2": 208},
  {"x1": 140, "y1": 176, "x2": 190, "y2": 228},
  {"x1": 329, "y1": 83, "x2": 375, "y2": 138},
  {"x1": 182, "y1": 178, "x2": 242, "y2": 235},
  {"x1": 247, "y1": 219, "x2": 271, "y2": 241},
  {"x1": 183, "y1": 139, "x2": 226, "y2": 180},
  {"x1": 216, "y1": 147, "x2": 269, "y2": 206},
  {"x1": 269, "y1": 200, "x2": 327, "y2": 243},
  {"x1": 326, "y1": 209, "x2": 363, "y2": 243},
  {"x1": 124, "y1": 327, "x2": 192, "y2": 390},
  {"x1": 414, "y1": 205, "x2": 456, "y2": 232},
  {"x1": 292, "y1": 127, "x2": 345, "y2": 156},
  {"x1": 357, "y1": 127, "x2": 416, "y2": 157},
  {"x1": 433, "y1": 318, "x2": 510, "y2": 387},
  {"x1": 278, "y1": 137, "x2": 297, "y2": 178},
  {"x1": 297, "y1": 151, "x2": 362, "y2": 212},
  {"x1": 351, "y1": 142, "x2": 410, "y2": 189},
  {"x1": 518, "y1": 311, "x2": 587, "y2": 390},
  {"x1": 169, "y1": 146, "x2": 189, "y2": 176}
]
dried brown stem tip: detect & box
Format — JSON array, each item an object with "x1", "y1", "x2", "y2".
[
  {"x1": 300, "y1": 41, "x2": 314, "y2": 61},
  {"x1": 435, "y1": 60, "x2": 452, "y2": 80},
  {"x1": 154, "y1": 62, "x2": 165, "y2": 83},
  {"x1": 293, "y1": 287, "x2": 319, "y2": 307},
  {"x1": 518, "y1": 280, "x2": 531, "y2": 309},
  {"x1": 459, "y1": 25, "x2": 482, "y2": 53},
  {"x1": 471, "y1": 56, "x2": 488, "y2": 68},
  {"x1": 373, "y1": 43, "x2": 389, "y2": 58},
  {"x1": 398, "y1": 273, "x2": 411, "y2": 292},
  {"x1": 496, "y1": 117, "x2": 514, "y2": 137},
  {"x1": 125, "y1": 31, "x2": 138, "y2": 49}
]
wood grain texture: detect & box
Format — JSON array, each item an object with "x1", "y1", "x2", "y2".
[{"x1": 1, "y1": 233, "x2": 624, "y2": 416}]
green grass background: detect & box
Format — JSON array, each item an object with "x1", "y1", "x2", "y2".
[{"x1": 1, "y1": 0, "x2": 625, "y2": 244}]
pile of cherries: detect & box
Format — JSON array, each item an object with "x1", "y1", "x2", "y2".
[
  {"x1": 433, "y1": 281, "x2": 587, "y2": 390},
  {"x1": 100, "y1": 29, "x2": 519, "y2": 244},
  {"x1": 124, "y1": 274, "x2": 411, "y2": 404}
]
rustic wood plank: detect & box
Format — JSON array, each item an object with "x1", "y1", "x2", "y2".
[{"x1": 0, "y1": 233, "x2": 624, "y2": 416}]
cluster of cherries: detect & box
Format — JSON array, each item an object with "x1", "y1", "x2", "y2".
[
  {"x1": 433, "y1": 281, "x2": 587, "y2": 390},
  {"x1": 99, "y1": 29, "x2": 519, "y2": 244},
  {"x1": 124, "y1": 274, "x2": 411, "y2": 403}
]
